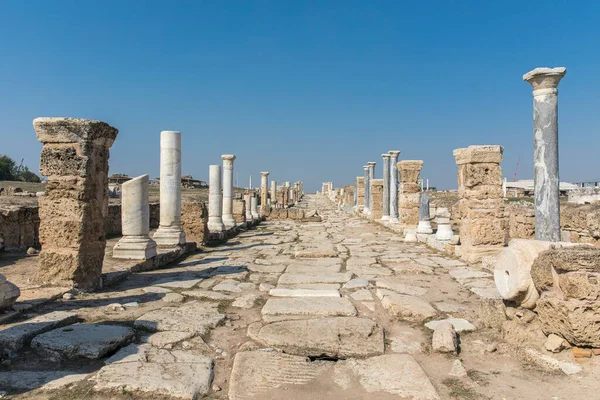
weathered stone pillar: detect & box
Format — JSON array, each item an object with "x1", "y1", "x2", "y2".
[
  {"x1": 381, "y1": 154, "x2": 391, "y2": 221},
  {"x1": 417, "y1": 192, "x2": 433, "y2": 234},
  {"x1": 362, "y1": 166, "x2": 370, "y2": 215},
  {"x1": 207, "y1": 165, "x2": 225, "y2": 234},
  {"x1": 260, "y1": 172, "x2": 269, "y2": 211},
  {"x1": 367, "y1": 162, "x2": 376, "y2": 212},
  {"x1": 388, "y1": 150, "x2": 401, "y2": 223},
  {"x1": 113, "y1": 174, "x2": 157, "y2": 260},
  {"x1": 0, "y1": 273, "x2": 20, "y2": 310},
  {"x1": 250, "y1": 193, "x2": 259, "y2": 220},
  {"x1": 221, "y1": 154, "x2": 236, "y2": 230},
  {"x1": 356, "y1": 176, "x2": 365, "y2": 210},
  {"x1": 34, "y1": 117, "x2": 118, "y2": 290},
  {"x1": 369, "y1": 179, "x2": 384, "y2": 220},
  {"x1": 233, "y1": 198, "x2": 246, "y2": 225},
  {"x1": 523, "y1": 67, "x2": 566, "y2": 242},
  {"x1": 398, "y1": 160, "x2": 423, "y2": 228},
  {"x1": 454, "y1": 145, "x2": 506, "y2": 262},
  {"x1": 244, "y1": 193, "x2": 254, "y2": 222},
  {"x1": 271, "y1": 180, "x2": 277, "y2": 207},
  {"x1": 153, "y1": 130, "x2": 186, "y2": 246},
  {"x1": 435, "y1": 207, "x2": 454, "y2": 241}
]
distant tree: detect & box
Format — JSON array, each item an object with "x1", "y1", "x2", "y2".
[
  {"x1": 0, "y1": 155, "x2": 17, "y2": 180},
  {"x1": 19, "y1": 166, "x2": 41, "y2": 183}
]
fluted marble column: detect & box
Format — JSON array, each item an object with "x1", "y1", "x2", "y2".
[
  {"x1": 221, "y1": 154, "x2": 236, "y2": 230},
  {"x1": 113, "y1": 174, "x2": 157, "y2": 259},
  {"x1": 208, "y1": 165, "x2": 225, "y2": 233},
  {"x1": 381, "y1": 154, "x2": 391, "y2": 221},
  {"x1": 367, "y1": 162, "x2": 376, "y2": 214},
  {"x1": 154, "y1": 130, "x2": 186, "y2": 246},
  {"x1": 260, "y1": 172, "x2": 269, "y2": 211},
  {"x1": 388, "y1": 150, "x2": 400, "y2": 223},
  {"x1": 362, "y1": 166, "x2": 370, "y2": 214},
  {"x1": 523, "y1": 67, "x2": 566, "y2": 242}
]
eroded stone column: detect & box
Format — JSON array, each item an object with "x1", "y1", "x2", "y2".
[
  {"x1": 250, "y1": 193, "x2": 259, "y2": 220},
  {"x1": 34, "y1": 117, "x2": 118, "y2": 290},
  {"x1": 369, "y1": 179, "x2": 384, "y2": 220},
  {"x1": 362, "y1": 166, "x2": 370, "y2": 215},
  {"x1": 367, "y1": 162, "x2": 376, "y2": 213},
  {"x1": 221, "y1": 155, "x2": 236, "y2": 230},
  {"x1": 207, "y1": 165, "x2": 225, "y2": 234},
  {"x1": 113, "y1": 174, "x2": 157, "y2": 260},
  {"x1": 398, "y1": 160, "x2": 423, "y2": 228},
  {"x1": 435, "y1": 207, "x2": 454, "y2": 241},
  {"x1": 153, "y1": 131, "x2": 186, "y2": 246},
  {"x1": 271, "y1": 180, "x2": 277, "y2": 207},
  {"x1": 388, "y1": 150, "x2": 400, "y2": 223},
  {"x1": 244, "y1": 193, "x2": 254, "y2": 222},
  {"x1": 381, "y1": 154, "x2": 391, "y2": 221},
  {"x1": 454, "y1": 145, "x2": 506, "y2": 262},
  {"x1": 417, "y1": 192, "x2": 433, "y2": 234},
  {"x1": 523, "y1": 67, "x2": 566, "y2": 242},
  {"x1": 260, "y1": 172, "x2": 269, "y2": 212},
  {"x1": 356, "y1": 176, "x2": 365, "y2": 211}
]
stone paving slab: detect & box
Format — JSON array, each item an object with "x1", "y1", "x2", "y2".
[
  {"x1": 134, "y1": 301, "x2": 225, "y2": 335},
  {"x1": 31, "y1": 323, "x2": 134, "y2": 360},
  {"x1": 277, "y1": 283, "x2": 341, "y2": 290},
  {"x1": 0, "y1": 370, "x2": 89, "y2": 391},
  {"x1": 252, "y1": 317, "x2": 384, "y2": 358},
  {"x1": 285, "y1": 264, "x2": 342, "y2": 274},
  {"x1": 181, "y1": 290, "x2": 234, "y2": 301},
  {"x1": 0, "y1": 311, "x2": 79, "y2": 353},
  {"x1": 375, "y1": 279, "x2": 428, "y2": 296},
  {"x1": 261, "y1": 297, "x2": 357, "y2": 319},
  {"x1": 269, "y1": 288, "x2": 340, "y2": 297},
  {"x1": 376, "y1": 289, "x2": 437, "y2": 321},
  {"x1": 278, "y1": 272, "x2": 353, "y2": 285}
]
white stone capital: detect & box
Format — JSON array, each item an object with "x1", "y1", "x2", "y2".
[{"x1": 523, "y1": 67, "x2": 566, "y2": 92}]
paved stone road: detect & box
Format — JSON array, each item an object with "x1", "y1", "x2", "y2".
[{"x1": 5, "y1": 194, "x2": 568, "y2": 399}]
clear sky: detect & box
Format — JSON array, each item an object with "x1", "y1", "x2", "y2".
[{"x1": 1, "y1": 1, "x2": 598, "y2": 191}]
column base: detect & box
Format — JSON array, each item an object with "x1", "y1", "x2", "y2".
[
  {"x1": 222, "y1": 215, "x2": 237, "y2": 230},
  {"x1": 404, "y1": 229, "x2": 418, "y2": 242},
  {"x1": 435, "y1": 225, "x2": 455, "y2": 241},
  {"x1": 388, "y1": 217, "x2": 400, "y2": 224},
  {"x1": 417, "y1": 221, "x2": 433, "y2": 234},
  {"x1": 381, "y1": 215, "x2": 390, "y2": 221},
  {"x1": 113, "y1": 236, "x2": 157, "y2": 260},
  {"x1": 208, "y1": 218, "x2": 225, "y2": 233},
  {"x1": 153, "y1": 227, "x2": 186, "y2": 247}
]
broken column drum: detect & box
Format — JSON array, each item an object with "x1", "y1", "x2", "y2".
[
  {"x1": 221, "y1": 154, "x2": 237, "y2": 230},
  {"x1": 34, "y1": 117, "x2": 118, "y2": 290},
  {"x1": 207, "y1": 165, "x2": 225, "y2": 233},
  {"x1": 113, "y1": 174, "x2": 157, "y2": 260},
  {"x1": 523, "y1": 67, "x2": 566, "y2": 242},
  {"x1": 435, "y1": 207, "x2": 454, "y2": 241},
  {"x1": 381, "y1": 154, "x2": 391, "y2": 221},
  {"x1": 153, "y1": 130, "x2": 186, "y2": 246},
  {"x1": 417, "y1": 192, "x2": 433, "y2": 234},
  {"x1": 388, "y1": 150, "x2": 401, "y2": 223}
]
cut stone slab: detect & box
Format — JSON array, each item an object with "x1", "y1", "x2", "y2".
[
  {"x1": 434, "y1": 301, "x2": 468, "y2": 313},
  {"x1": 334, "y1": 354, "x2": 440, "y2": 400},
  {"x1": 212, "y1": 279, "x2": 242, "y2": 293},
  {"x1": 232, "y1": 294, "x2": 260, "y2": 309},
  {"x1": 93, "y1": 344, "x2": 214, "y2": 399},
  {"x1": 269, "y1": 288, "x2": 340, "y2": 298},
  {"x1": 425, "y1": 318, "x2": 476, "y2": 333},
  {"x1": 376, "y1": 279, "x2": 427, "y2": 296},
  {"x1": 448, "y1": 267, "x2": 492, "y2": 285},
  {"x1": 181, "y1": 290, "x2": 234, "y2": 301},
  {"x1": 388, "y1": 328, "x2": 424, "y2": 354},
  {"x1": 277, "y1": 283, "x2": 341, "y2": 290},
  {"x1": 134, "y1": 301, "x2": 225, "y2": 335},
  {"x1": 0, "y1": 370, "x2": 88, "y2": 391},
  {"x1": 261, "y1": 297, "x2": 357, "y2": 320},
  {"x1": 376, "y1": 289, "x2": 436, "y2": 321},
  {"x1": 432, "y1": 322, "x2": 458, "y2": 354},
  {"x1": 385, "y1": 262, "x2": 434, "y2": 274},
  {"x1": 278, "y1": 272, "x2": 353, "y2": 285},
  {"x1": 229, "y1": 351, "x2": 327, "y2": 400},
  {"x1": 147, "y1": 331, "x2": 195, "y2": 349},
  {"x1": 31, "y1": 323, "x2": 134, "y2": 360},
  {"x1": 154, "y1": 278, "x2": 203, "y2": 289},
  {"x1": 252, "y1": 317, "x2": 384, "y2": 358},
  {"x1": 0, "y1": 311, "x2": 79, "y2": 353},
  {"x1": 343, "y1": 278, "x2": 369, "y2": 289},
  {"x1": 294, "y1": 245, "x2": 338, "y2": 258},
  {"x1": 286, "y1": 264, "x2": 341, "y2": 274},
  {"x1": 347, "y1": 264, "x2": 393, "y2": 276},
  {"x1": 163, "y1": 293, "x2": 185, "y2": 303},
  {"x1": 248, "y1": 264, "x2": 288, "y2": 273},
  {"x1": 288, "y1": 258, "x2": 343, "y2": 267},
  {"x1": 142, "y1": 286, "x2": 172, "y2": 294},
  {"x1": 469, "y1": 286, "x2": 501, "y2": 299},
  {"x1": 350, "y1": 289, "x2": 373, "y2": 301},
  {"x1": 429, "y1": 256, "x2": 465, "y2": 268}
]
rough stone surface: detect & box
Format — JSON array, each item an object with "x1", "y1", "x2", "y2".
[
  {"x1": 261, "y1": 297, "x2": 357, "y2": 319},
  {"x1": 31, "y1": 323, "x2": 134, "y2": 360},
  {"x1": 232, "y1": 294, "x2": 260, "y2": 309},
  {"x1": 0, "y1": 274, "x2": 20, "y2": 310},
  {"x1": 134, "y1": 302, "x2": 225, "y2": 335},
  {"x1": 425, "y1": 318, "x2": 476, "y2": 333},
  {"x1": 431, "y1": 321, "x2": 458, "y2": 354},
  {"x1": 376, "y1": 289, "x2": 436, "y2": 321},
  {"x1": 252, "y1": 317, "x2": 384, "y2": 358}
]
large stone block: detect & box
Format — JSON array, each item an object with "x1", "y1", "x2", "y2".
[
  {"x1": 457, "y1": 163, "x2": 502, "y2": 189},
  {"x1": 453, "y1": 145, "x2": 503, "y2": 165},
  {"x1": 180, "y1": 202, "x2": 209, "y2": 245},
  {"x1": 369, "y1": 179, "x2": 384, "y2": 220},
  {"x1": 398, "y1": 160, "x2": 423, "y2": 183},
  {"x1": 233, "y1": 199, "x2": 246, "y2": 224}
]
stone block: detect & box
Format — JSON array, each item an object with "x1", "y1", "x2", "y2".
[
  {"x1": 369, "y1": 179, "x2": 384, "y2": 220},
  {"x1": 453, "y1": 145, "x2": 503, "y2": 165},
  {"x1": 180, "y1": 202, "x2": 209, "y2": 245}
]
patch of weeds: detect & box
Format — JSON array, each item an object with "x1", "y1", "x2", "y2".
[
  {"x1": 467, "y1": 369, "x2": 490, "y2": 387},
  {"x1": 442, "y1": 378, "x2": 489, "y2": 400}
]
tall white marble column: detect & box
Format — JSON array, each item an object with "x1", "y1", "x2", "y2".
[
  {"x1": 362, "y1": 165, "x2": 370, "y2": 215},
  {"x1": 523, "y1": 67, "x2": 566, "y2": 242},
  {"x1": 114, "y1": 174, "x2": 157, "y2": 259},
  {"x1": 367, "y1": 162, "x2": 376, "y2": 214},
  {"x1": 208, "y1": 165, "x2": 225, "y2": 233},
  {"x1": 381, "y1": 154, "x2": 391, "y2": 221},
  {"x1": 388, "y1": 150, "x2": 400, "y2": 223},
  {"x1": 250, "y1": 194, "x2": 259, "y2": 220},
  {"x1": 260, "y1": 172, "x2": 269, "y2": 211},
  {"x1": 221, "y1": 154, "x2": 236, "y2": 230},
  {"x1": 153, "y1": 130, "x2": 186, "y2": 246},
  {"x1": 245, "y1": 192, "x2": 254, "y2": 221},
  {"x1": 271, "y1": 180, "x2": 277, "y2": 207}
]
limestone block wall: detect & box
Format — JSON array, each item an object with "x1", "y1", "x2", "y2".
[
  {"x1": 398, "y1": 160, "x2": 423, "y2": 227},
  {"x1": 454, "y1": 145, "x2": 506, "y2": 249},
  {"x1": 356, "y1": 177, "x2": 365, "y2": 206},
  {"x1": 370, "y1": 179, "x2": 384, "y2": 220},
  {"x1": 506, "y1": 203, "x2": 535, "y2": 240},
  {"x1": 34, "y1": 117, "x2": 118, "y2": 290},
  {"x1": 233, "y1": 199, "x2": 246, "y2": 224},
  {"x1": 105, "y1": 203, "x2": 160, "y2": 236},
  {"x1": 0, "y1": 205, "x2": 39, "y2": 250},
  {"x1": 180, "y1": 202, "x2": 209, "y2": 245}
]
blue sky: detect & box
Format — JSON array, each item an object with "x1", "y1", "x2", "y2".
[{"x1": 1, "y1": 1, "x2": 598, "y2": 191}]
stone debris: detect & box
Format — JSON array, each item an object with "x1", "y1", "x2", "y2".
[
  {"x1": 0, "y1": 274, "x2": 20, "y2": 310},
  {"x1": 147, "y1": 331, "x2": 195, "y2": 349},
  {"x1": 162, "y1": 292, "x2": 185, "y2": 303},
  {"x1": 448, "y1": 359, "x2": 468, "y2": 377},
  {"x1": 0, "y1": 311, "x2": 79, "y2": 353},
  {"x1": 544, "y1": 333, "x2": 570, "y2": 353},
  {"x1": 425, "y1": 318, "x2": 476, "y2": 333},
  {"x1": 134, "y1": 302, "x2": 225, "y2": 335},
  {"x1": 522, "y1": 348, "x2": 582, "y2": 375},
  {"x1": 251, "y1": 317, "x2": 384, "y2": 358},
  {"x1": 431, "y1": 321, "x2": 458, "y2": 354},
  {"x1": 31, "y1": 323, "x2": 134, "y2": 360},
  {"x1": 181, "y1": 290, "x2": 234, "y2": 301},
  {"x1": 232, "y1": 293, "x2": 260, "y2": 308},
  {"x1": 375, "y1": 289, "x2": 436, "y2": 321}
]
